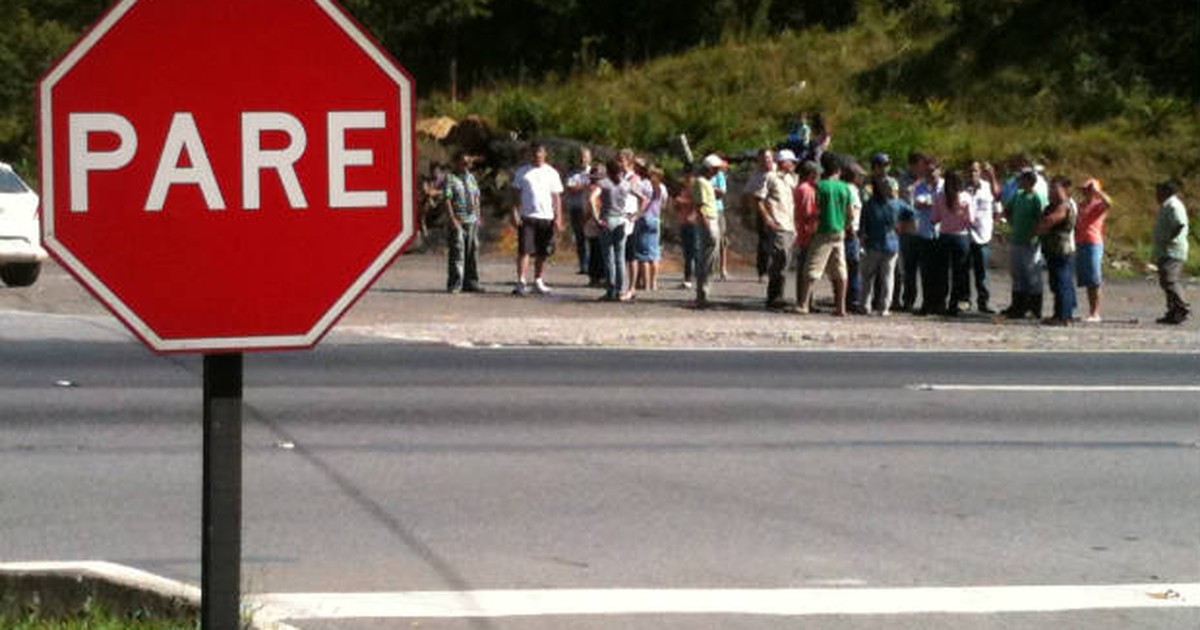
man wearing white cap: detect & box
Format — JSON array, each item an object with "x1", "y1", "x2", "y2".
[
  {"x1": 747, "y1": 148, "x2": 798, "y2": 308},
  {"x1": 693, "y1": 155, "x2": 725, "y2": 305}
]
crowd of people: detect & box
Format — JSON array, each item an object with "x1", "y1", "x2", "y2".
[{"x1": 434, "y1": 125, "x2": 1193, "y2": 326}]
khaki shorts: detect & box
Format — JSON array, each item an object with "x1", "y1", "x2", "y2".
[{"x1": 803, "y1": 232, "x2": 847, "y2": 281}]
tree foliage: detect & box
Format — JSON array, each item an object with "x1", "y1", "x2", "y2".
[
  {"x1": 0, "y1": 0, "x2": 98, "y2": 168},
  {"x1": 0, "y1": 0, "x2": 1196, "y2": 170}
]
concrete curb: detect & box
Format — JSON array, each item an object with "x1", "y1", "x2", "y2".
[{"x1": 0, "y1": 561, "x2": 298, "y2": 630}]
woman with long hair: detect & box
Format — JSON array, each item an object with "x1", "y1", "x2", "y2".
[{"x1": 931, "y1": 168, "x2": 975, "y2": 315}]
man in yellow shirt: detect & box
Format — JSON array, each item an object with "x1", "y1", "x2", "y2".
[{"x1": 694, "y1": 154, "x2": 724, "y2": 306}]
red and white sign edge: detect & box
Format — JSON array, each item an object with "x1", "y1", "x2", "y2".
[{"x1": 38, "y1": 0, "x2": 416, "y2": 353}]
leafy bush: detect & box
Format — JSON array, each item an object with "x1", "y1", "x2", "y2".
[
  {"x1": 495, "y1": 91, "x2": 548, "y2": 139},
  {"x1": 836, "y1": 105, "x2": 929, "y2": 163},
  {"x1": 435, "y1": 1, "x2": 1199, "y2": 269}
]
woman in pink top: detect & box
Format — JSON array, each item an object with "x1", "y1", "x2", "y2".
[
  {"x1": 931, "y1": 169, "x2": 975, "y2": 315},
  {"x1": 1074, "y1": 178, "x2": 1111, "y2": 322}
]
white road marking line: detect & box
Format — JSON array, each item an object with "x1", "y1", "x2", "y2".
[
  {"x1": 911, "y1": 384, "x2": 1200, "y2": 392},
  {"x1": 249, "y1": 584, "x2": 1200, "y2": 621}
]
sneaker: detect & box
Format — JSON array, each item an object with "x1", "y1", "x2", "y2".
[
  {"x1": 681, "y1": 281, "x2": 694, "y2": 290},
  {"x1": 1083, "y1": 314, "x2": 1101, "y2": 323},
  {"x1": 1156, "y1": 312, "x2": 1188, "y2": 325},
  {"x1": 512, "y1": 281, "x2": 528, "y2": 296},
  {"x1": 880, "y1": 310, "x2": 892, "y2": 317},
  {"x1": 533, "y1": 278, "x2": 552, "y2": 294}
]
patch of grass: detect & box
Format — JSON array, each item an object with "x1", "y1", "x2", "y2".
[
  {"x1": 0, "y1": 601, "x2": 196, "y2": 630},
  {"x1": 430, "y1": 2, "x2": 1200, "y2": 271}
]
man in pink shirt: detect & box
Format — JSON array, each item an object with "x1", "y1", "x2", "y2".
[{"x1": 792, "y1": 160, "x2": 822, "y2": 308}]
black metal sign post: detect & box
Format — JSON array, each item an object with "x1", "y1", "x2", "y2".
[{"x1": 202, "y1": 353, "x2": 243, "y2": 630}]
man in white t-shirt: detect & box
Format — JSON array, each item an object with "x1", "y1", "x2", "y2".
[
  {"x1": 510, "y1": 143, "x2": 564, "y2": 295},
  {"x1": 968, "y1": 161, "x2": 1001, "y2": 313}
]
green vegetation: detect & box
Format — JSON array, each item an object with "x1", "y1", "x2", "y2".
[
  {"x1": 425, "y1": 0, "x2": 1200, "y2": 272},
  {"x1": 0, "y1": 603, "x2": 195, "y2": 630},
  {"x1": 1, "y1": 0, "x2": 1196, "y2": 269}
]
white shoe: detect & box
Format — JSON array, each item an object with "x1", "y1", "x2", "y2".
[
  {"x1": 1084, "y1": 315, "x2": 1102, "y2": 323},
  {"x1": 681, "y1": 281, "x2": 694, "y2": 289},
  {"x1": 533, "y1": 278, "x2": 552, "y2": 294}
]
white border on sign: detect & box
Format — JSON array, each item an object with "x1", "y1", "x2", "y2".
[{"x1": 39, "y1": 0, "x2": 416, "y2": 354}]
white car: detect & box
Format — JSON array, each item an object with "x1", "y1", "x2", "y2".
[{"x1": 0, "y1": 162, "x2": 48, "y2": 287}]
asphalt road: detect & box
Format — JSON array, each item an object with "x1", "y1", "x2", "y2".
[{"x1": 1, "y1": 322, "x2": 1198, "y2": 628}]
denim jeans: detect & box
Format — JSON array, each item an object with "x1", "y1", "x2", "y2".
[
  {"x1": 844, "y1": 236, "x2": 862, "y2": 310},
  {"x1": 969, "y1": 242, "x2": 991, "y2": 308},
  {"x1": 680, "y1": 224, "x2": 701, "y2": 282},
  {"x1": 447, "y1": 221, "x2": 480, "y2": 291},
  {"x1": 1046, "y1": 253, "x2": 1077, "y2": 320},
  {"x1": 903, "y1": 235, "x2": 934, "y2": 310},
  {"x1": 599, "y1": 223, "x2": 627, "y2": 299},
  {"x1": 938, "y1": 233, "x2": 972, "y2": 312}
]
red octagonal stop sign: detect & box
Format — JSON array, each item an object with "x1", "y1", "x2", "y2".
[{"x1": 39, "y1": 0, "x2": 415, "y2": 353}]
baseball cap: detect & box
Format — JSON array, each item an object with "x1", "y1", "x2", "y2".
[
  {"x1": 702, "y1": 154, "x2": 727, "y2": 169},
  {"x1": 775, "y1": 149, "x2": 798, "y2": 163},
  {"x1": 870, "y1": 152, "x2": 891, "y2": 166}
]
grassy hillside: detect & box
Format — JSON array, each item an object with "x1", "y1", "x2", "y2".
[{"x1": 425, "y1": 2, "x2": 1200, "y2": 273}]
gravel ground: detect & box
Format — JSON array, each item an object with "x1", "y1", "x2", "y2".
[{"x1": 3, "y1": 253, "x2": 1197, "y2": 352}]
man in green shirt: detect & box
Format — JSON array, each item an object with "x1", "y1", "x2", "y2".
[
  {"x1": 796, "y1": 154, "x2": 851, "y2": 316},
  {"x1": 1002, "y1": 169, "x2": 1047, "y2": 319},
  {"x1": 1152, "y1": 180, "x2": 1190, "y2": 324}
]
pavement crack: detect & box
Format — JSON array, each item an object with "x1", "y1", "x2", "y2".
[{"x1": 240, "y1": 401, "x2": 498, "y2": 630}]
